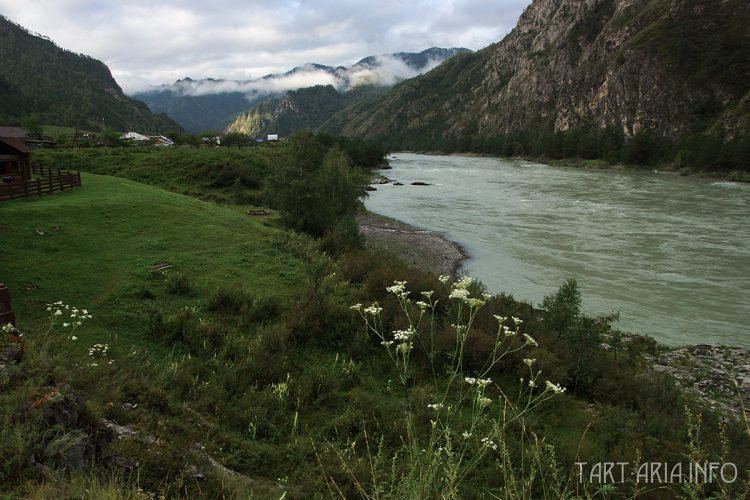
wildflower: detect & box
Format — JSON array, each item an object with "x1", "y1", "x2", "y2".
[
  {"x1": 478, "y1": 396, "x2": 492, "y2": 406},
  {"x1": 350, "y1": 303, "x2": 362, "y2": 311},
  {"x1": 415, "y1": 301, "x2": 428, "y2": 310},
  {"x1": 380, "y1": 340, "x2": 394, "y2": 347},
  {"x1": 466, "y1": 297, "x2": 485, "y2": 308},
  {"x1": 392, "y1": 327, "x2": 415, "y2": 341},
  {"x1": 481, "y1": 437, "x2": 498, "y2": 450},
  {"x1": 503, "y1": 326, "x2": 515, "y2": 336},
  {"x1": 62, "y1": 322, "x2": 70, "y2": 328},
  {"x1": 427, "y1": 403, "x2": 444, "y2": 410},
  {"x1": 449, "y1": 288, "x2": 469, "y2": 300},
  {"x1": 454, "y1": 276, "x2": 473, "y2": 289},
  {"x1": 396, "y1": 342, "x2": 413, "y2": 353},
  {"x1": 438, "y1": 275, "x2": 450, "y2": 283},
  {"x1": 493, "y1": 314, "x2": 506, "y2": 324},
  {"x1": 420, "y1": 291, "x2": 434, "y2": 299},
  {"x1": 545, "y1": 380, "x2": 566, "y2": 394},
  {"x1": 523, "y1": 358, "x2": 535, "y2": 367},
  {"x1": 465, "y1": 377, "x2": 477, "y2": 385},
  {"x1": 364, "y1": 303, "x2": 382, "y2": 315},
  {"x1": 513, "y1": 316, "x2": 523, "y2": 326},
  {"x1": 523, "y1": 333, "x2": 538, "y2": 347},
  {"x1": 54, "y1": 310, "x2": 63, "y2": 317},
  {"x1": 528, "y1": 380, "x2": 536, "y2": 388},
  {"x1": 71, "y1": 336, "x2": 78, "y2": 341},
  {"x1": 386, "y1": 281, "x2": 407, "y2": 295},
  {"x1": 462, "y1": 431, "x2": 472, "y2": 439}
]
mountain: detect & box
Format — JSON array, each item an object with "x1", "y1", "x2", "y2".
[
  {"x1": 0, "y1": 16, "x2": 181, "y2": 133},
  {"x1": 224, "y1": 84, "x2": 387, "y2": 138},
  {"x1": 323, "y1": 0, "x2": 750, "y2": 161},
  {"x1": 135, "y1": 47, "x2": 470, "y2": 134}
]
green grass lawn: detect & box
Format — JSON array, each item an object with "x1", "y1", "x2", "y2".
[{"x1": 0, "y1": 173, "x2": 306, "y2": 351}]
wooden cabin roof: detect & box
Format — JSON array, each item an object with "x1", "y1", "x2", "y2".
[{"x1": 0, "y1": 137, "x2": 31, "y2": 154}]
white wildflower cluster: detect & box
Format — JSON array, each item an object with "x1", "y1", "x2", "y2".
[
  {"x1": 420, "y1": 291, "x2": 434, "y2": 299},
  {"x1": 447, "y1": 276, "x2": 487, "y2": 308},
  {"x1": 2, "y1": 322, "x2": 18, "y2": 335},
  {"x1": 462, "y1": 431, "x2": 472, "y2": 439},
  {"x1": 363, "y1": 303, "x2": 382, "y2": 316},
  {"x1": 545, "y1": 380, "x2": 566, "y2": 394},
  {"x1": 427, "y1": 403, "x2": 444, "y2": 410},
  {"x1": 415, "y1": 301, "x2": 429, "y2": 310},
  {"x1": 47, "y1": 301, "x2": 92, "y2": 330},
  {"x1": 88, "y1": 343, "x2": 113, "y2": 366},
  {"x1": 523, "y1": 358, "x2": 536, "y2": 367},
  {"x1": 392, "y1": 326, "x2": 416, "y2": 353},
  {"x1": 386, "y1": 280, "x2": 409, "y2": 299},
  {"x1": 438, "y1": 275, "x2": 450, "y2": 284},
  {"x1": 522, "y1": 333, "x2": 538, "y2": 347},
  {"x1": 349, "y1": 303, "x2": 362, "y2": 311},
  {"x1": 481, "y1": 437, "x2": 498, "y2": 451},
  {"x1": 464, "y1": 377, "x2": 492, "y2": 388}
]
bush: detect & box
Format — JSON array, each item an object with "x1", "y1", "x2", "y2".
[{"x1": 164, "y1": 271, "x2": 192, "y2": 296}]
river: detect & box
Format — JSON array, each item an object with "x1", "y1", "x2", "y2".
[{"x1": 364, "y1": 153, "x2": 749, "y2": 347}]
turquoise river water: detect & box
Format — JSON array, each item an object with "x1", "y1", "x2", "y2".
[{"x1": 364, "y1": 153, "x2": 749, "y2": 347}]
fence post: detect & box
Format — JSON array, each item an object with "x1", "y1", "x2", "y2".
[
  {"x1": 0, "y1": 283, "x2": 15, "y2": 326},
  {"x1": 36, "y1": 179, "x2": 41, "y2": 196}
]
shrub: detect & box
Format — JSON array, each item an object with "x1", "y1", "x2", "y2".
[{"x1": 164, "y1": 271, "x2": 192, "y2": 296}]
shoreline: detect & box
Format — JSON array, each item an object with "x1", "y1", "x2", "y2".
[
  {"x1": 355, "y1": 210, "x2": 468, "y2": 277},
  {"x1": 395, "y1": 150, "x2": 750, "y2": 183}
]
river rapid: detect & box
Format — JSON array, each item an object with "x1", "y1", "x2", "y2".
[{"x1": 364, "y1": 153, "x2": 749, "y2": 347}]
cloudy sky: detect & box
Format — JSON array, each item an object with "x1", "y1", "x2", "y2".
[{"x1": 0, "y1": 0, "x2": 531, "y2": 94}]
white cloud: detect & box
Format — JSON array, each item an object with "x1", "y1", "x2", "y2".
[{"x1": 0, "y1": 0, "x2": 530, "y2": 93}]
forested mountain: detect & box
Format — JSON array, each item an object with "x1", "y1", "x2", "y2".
[
  {"x1": 0, "y1": 16, "x2": 181, "y2": 133},
  {"x1": 324, "y1": 0, "x2": 750, "y2": 169},
  {"x1": 224, "y1": 84, "x2": 386, "y2": 138},
  {"x1": 135, "y1": 48, "x2": 469, "y2": 134}
]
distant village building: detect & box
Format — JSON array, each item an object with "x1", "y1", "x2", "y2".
[
  {"x1": 150, "y1": 135, "x2": 175, "y2": 147},
  {"x1": 120, "y1": 131, "x2": 151, "y2": 145},
  {"x1": 267, "y1": 134, "x2": 279, "y2": 141}
]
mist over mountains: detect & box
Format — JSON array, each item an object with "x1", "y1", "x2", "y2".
[{"x1": 134, "y1": 47, "x2": 470, "y2": 133}]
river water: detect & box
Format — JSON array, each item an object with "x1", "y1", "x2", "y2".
[{"x1": 364, "y1": 153, "x2": 749, "y2": 347}]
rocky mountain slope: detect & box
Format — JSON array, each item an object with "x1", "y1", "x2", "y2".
[
  {"x1": 136, "y1": 48, "x2": 469, "y2": 134},
  {"x1": 224, "y1": 84, "x2": 385, "y2": 138},
  {"x1": 0, "y1": 16, "x2": 181, "y2": 133},
  {"x1": 324, "y1": 0, "x2": 750, "y2": 150}
]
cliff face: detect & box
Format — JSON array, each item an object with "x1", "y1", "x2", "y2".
[{"x1": 326, "y1": 0, "x2": 750, "y2": 143}]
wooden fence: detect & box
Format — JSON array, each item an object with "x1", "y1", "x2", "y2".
[{"x1": 0, "y1": 165, "x2": 81, "y2": 201}]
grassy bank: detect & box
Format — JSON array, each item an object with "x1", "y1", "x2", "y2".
[{"x1": 1, "y1": 145, "x2": 749, "y2": 498}]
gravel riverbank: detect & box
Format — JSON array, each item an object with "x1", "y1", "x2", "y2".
[{"x1": 356, "y1": 211, "x2": 467, "y2": 277}]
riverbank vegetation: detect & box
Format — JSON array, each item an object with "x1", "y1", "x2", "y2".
[
  {"x1": 386, "y1": 126, "x2": 750, "y2": 180},
  {"x1": 2, "y1": 138, "x2": 749, "y2": 498}
]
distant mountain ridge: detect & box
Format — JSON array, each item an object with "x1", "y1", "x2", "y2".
[
  {"x1": 322, "y1": 0, "x2": 750, "y2": 156},
  {"x1": 135, "y1": 47, "x2": 470, "y2": 133},
  {"x1": 0, "y1": 16, "x2": 181, "y2": 133}
]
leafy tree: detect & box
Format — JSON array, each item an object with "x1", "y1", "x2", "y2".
[{"x1": 263, "y1": 132, "x2": 364, "y2": 236}]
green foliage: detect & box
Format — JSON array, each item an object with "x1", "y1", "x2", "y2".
[{"x1": 264, "y1": 131, "x2": 366, "y2": 236}]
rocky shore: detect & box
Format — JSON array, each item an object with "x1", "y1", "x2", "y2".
[
  {"x1": 649, "y1": 345, "x2": 750, "y2": 422},
  {"x1": 356, "y1": 211, "x2": 467, "y2": 277}
]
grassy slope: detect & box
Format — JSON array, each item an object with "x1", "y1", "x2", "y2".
[{"x1": 0, "y1": 173, "x2": 305, "y2": 350}]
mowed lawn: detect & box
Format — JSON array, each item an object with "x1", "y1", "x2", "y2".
[{"x1": 0, "y1": 173, "x2": 307, "y2": 350}]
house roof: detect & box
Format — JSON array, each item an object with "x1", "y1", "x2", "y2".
[
  {"x1": 0, "y1": 136, "x2": 31, "y2": 154},
  {"x1": 0, "y1": 127, "x2": 25, "y2": 138},
  {"x1": 120, "y1": 131, "x2": 150, "y2": 141}
]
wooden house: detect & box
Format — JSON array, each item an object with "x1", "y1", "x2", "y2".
[{"x1": 0, "y1": 136, "x2": 31, "y2": 183}]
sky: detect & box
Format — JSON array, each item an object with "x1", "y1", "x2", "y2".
[{"x1": 0, "y1": 0, "x2": 531, "y2": 95}]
